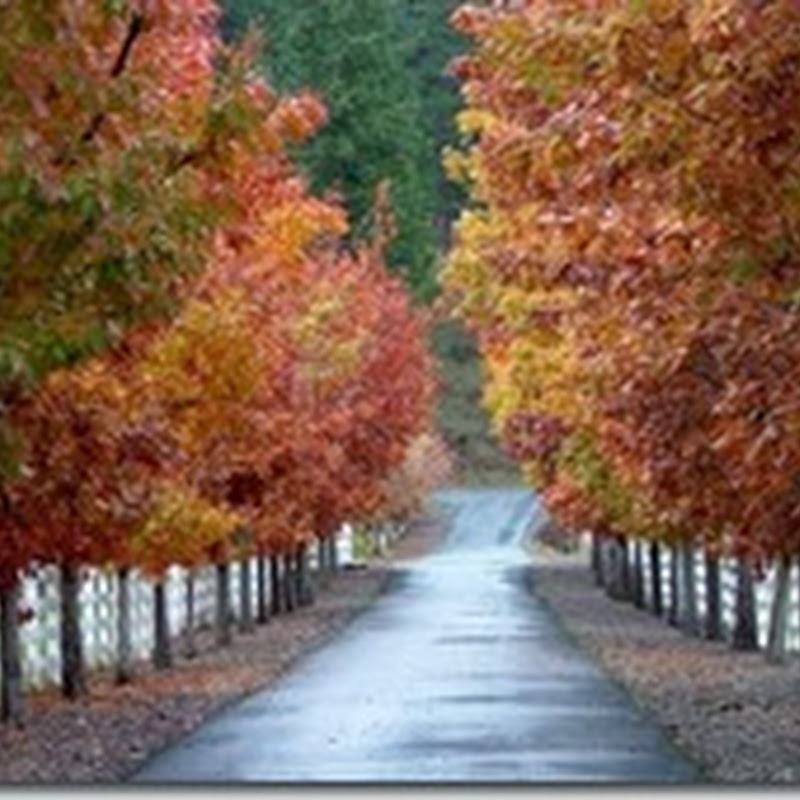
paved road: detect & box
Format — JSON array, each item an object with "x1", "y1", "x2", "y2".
[{"x1": 132, "y1": 488, "x2": 699, "y2": 784}]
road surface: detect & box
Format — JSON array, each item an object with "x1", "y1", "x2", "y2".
[{"x1": 132, "y1": 488, "x2": 699, "y2": 784}]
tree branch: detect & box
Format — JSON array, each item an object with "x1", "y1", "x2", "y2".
[
  {"x1": 78, "y1": 12, "x2": 145, "y2": 147},
  {"x1": 111, "y1": 12, "x2": 144, "y2": 79}
]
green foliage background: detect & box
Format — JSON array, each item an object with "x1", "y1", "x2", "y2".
[{"x1": 221, "y1": 0, "x2": 465, "y2": 302}]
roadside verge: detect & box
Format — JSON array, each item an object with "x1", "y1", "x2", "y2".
[
  {"x1": 0, "y1": 511, "x2": 449, "y2": 784},
  {"x1": 530, "y1": 543, "x2": 800, "y2": 784}
]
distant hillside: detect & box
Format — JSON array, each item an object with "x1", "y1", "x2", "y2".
[
  {"x1": 431, "y1": 321, "x2": 522, "y2": 486},
  {"x1": 220, "y1": 0, "x2": 465, "y2": 302}
]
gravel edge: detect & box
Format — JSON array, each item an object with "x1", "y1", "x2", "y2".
[{"x1": 530, "y1": 545, "x2": 800, "y2": 785}]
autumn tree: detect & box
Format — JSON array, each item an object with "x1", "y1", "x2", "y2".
[
  {"x1": 0, "y1": 0, "x2": 440, "y2": 716},
  {"x1": 443, "y1": 0, "x2": 800, "y2": 657},
  {"x1": 0, "y1": 0, "x2": 227, "y2": 712}
]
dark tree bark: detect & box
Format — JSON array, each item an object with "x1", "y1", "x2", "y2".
[
  {"x1": 60, "y1": 563, "x2": 86, "y2": 699},
  {"x1": 619, "y1": 536, "x2": 632, "y2": 601},
  {"x1": 649, "y1": 541, "x2": 663, "y2": 617},
  {"x1": 256, "y1": 555, "x2": 268, "y2": 625},
  {"x1": 679, "y1": 540, "x2": 698, "y2": 635},
  {"x1": 269, "y1": 555, "x2": 282, "y2": 615},
  {"x1": 316, "y1": 538, "x2": 329, "y2": 588},
  {"x1": 297, "y1": 543, "x2": 314, "y2": 606},
  {"x1": 704, "y1": 549, "x2": 722, "y2": 641},
  {"x1": 0, "y1": 581, "x2": 24, "y2": 725},
  {"x1": 215, "y1": 562, "x2": 232, "y2": 647},
  {"x1": 766, "y1": 555, "x2": 792, "y2": 664},
  {"x1": 606, "y1": 535, "x2": 630, "y2": 601},
  {"x1": 733, "y1": 556, "x2": 759, "y2": 651},
  {"x1": 326, "y1": 535, "x2": 338, "y2": 573},
  {"x1": 282, "y1": 554, "x2": 297, "y2": 612},
  {"x1": 632, "y1": 539, "x2": 645, "y2": 609},
  {"x1": 115, "y1": 567, "x2": 133, "y2": 684},
  {"x1": 152, "y1": 580, "x2": 172, "y2": 670},
  {"x1": 667, "y1": 545, "x2": 680, "y2": 627},
  {"x1": 238, "y1": 558, "x2": 255, "y2": 634},
  {"x1": 591, "y1": 532, "x2": 604, "y2": 587},
  {"x1": 183, "y1": 569, "x2": 197, "y2": 659},
  {"x1": 600, "y1": 537, "x2": 611, "y2": 594}
]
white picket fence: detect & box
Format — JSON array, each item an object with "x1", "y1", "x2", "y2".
[
  {"x1": 10, "y1": 525, "x2": 362, "y2": 691},
  {"x1": 634, "y1": 543, "x2": 800, "y2": 652}
]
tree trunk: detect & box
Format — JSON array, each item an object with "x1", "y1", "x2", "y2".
[
  {"x1": 269, "y1": 555, "x2": 282, "y2": 615},
  {"x1": 152, "y1": 580, "x2": 172, "y2": 670},
  {"x1": 115, "y1": 567, "x2": 133, "y2": 684},
  {"x1": 704, "y1": 549, "x2": 722, "y2": 641},
  {"x1": 649, "y1": 541, "x2": 663, "y2": 617},
  {"x1": 327, "y1": 535, "x2": 338, "y2": 573},
  {"x1": 215, "y1": 562, "x2": 232, "y2": 647},
  {"x1": 297, "y1": 543, "x2": 314, "y2": 606},
  {"x1": 679, "y1": 540, "x2": 698, "y2": 635},
  {"x1": 316, "y1": 538, "x2": 329, "y2": 587},
  {"x1": 667, "y1": 545, "x2": 679, "y2": 627},
  {"x1": 619, "y1": 535, "x2": 631, "y2": 600},
  {"x1": 0, "y1": 581, "x2": 25, "y2": 725},
  {"x1": 606, "y1": 536, "x2": 630, "y2": 601},
  {"x1": 238, "y1": 558, "x2": 254, "y2": 634},
  {"x1": 183, "y1": 569, "x2": 197, "y2": 659},
  {"x1": 591, "y1": 532, "x2": 604, "y2": 587},
  {"x1": 632, "y1": 539, "x2": 645, "y2": 609},
  {"x1": 256, "y1": 555, "x2": 268, "y2": 625},
  {"x1": 600, "y1": 537, "x2": 612, "y2": 595},
  {"x1": 733, "y1": 556, "x2": 759, "y2": 651},
  {"x1": 766, "y1": 555, "x2": 792, "y2": 665},
  {"x1": 282, "y1": 554, "x2": 297, "y2": 612},
  {"x1": 60, "y1": 563, "x2": 86, "y2": 700}
]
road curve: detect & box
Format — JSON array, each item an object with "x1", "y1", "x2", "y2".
[{"x1": 131, "y1": 488, "x2": 699, "y2": 784}]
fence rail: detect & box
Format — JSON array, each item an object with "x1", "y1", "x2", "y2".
[{"x1": 6, "y1": 525, "x2": 370, "y2": 691}]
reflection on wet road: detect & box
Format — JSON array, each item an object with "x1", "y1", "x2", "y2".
[{"x1": 132, "y1": 488, "x2": 698, "y2": 784}]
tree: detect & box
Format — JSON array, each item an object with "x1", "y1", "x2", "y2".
[
  {"x1": 443, "y1": 0, "x2": 800, "y2": 656},
  {"x1": 0, "y1": 0, "x2": 236, "y2": 708},
  {"x1": 220, "y1": 0, "x2": 458, "y2": 300}
]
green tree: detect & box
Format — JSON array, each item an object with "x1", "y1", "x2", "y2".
[{"x1": 221, "y1": 0, "x2": 464, "y2": 301}]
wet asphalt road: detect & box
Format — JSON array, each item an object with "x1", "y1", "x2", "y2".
[{"x1": 132, "y1": 488, "x2": 699, "y2": 784}]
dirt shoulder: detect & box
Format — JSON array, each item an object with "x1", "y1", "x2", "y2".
[
  {"x1": 0, "y1": 510, "x2": 450, "y2": 785},
  {"x1": 530, "y1": 542, "x2": 800, "y2": 785}
]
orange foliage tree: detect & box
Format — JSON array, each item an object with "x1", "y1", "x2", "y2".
[
  {"x1": 443, "y1": 0, "x2": 800, "y2": 656},
  {"x1": 0, "y1": 0, "x2": 440, "y2": 715}
]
